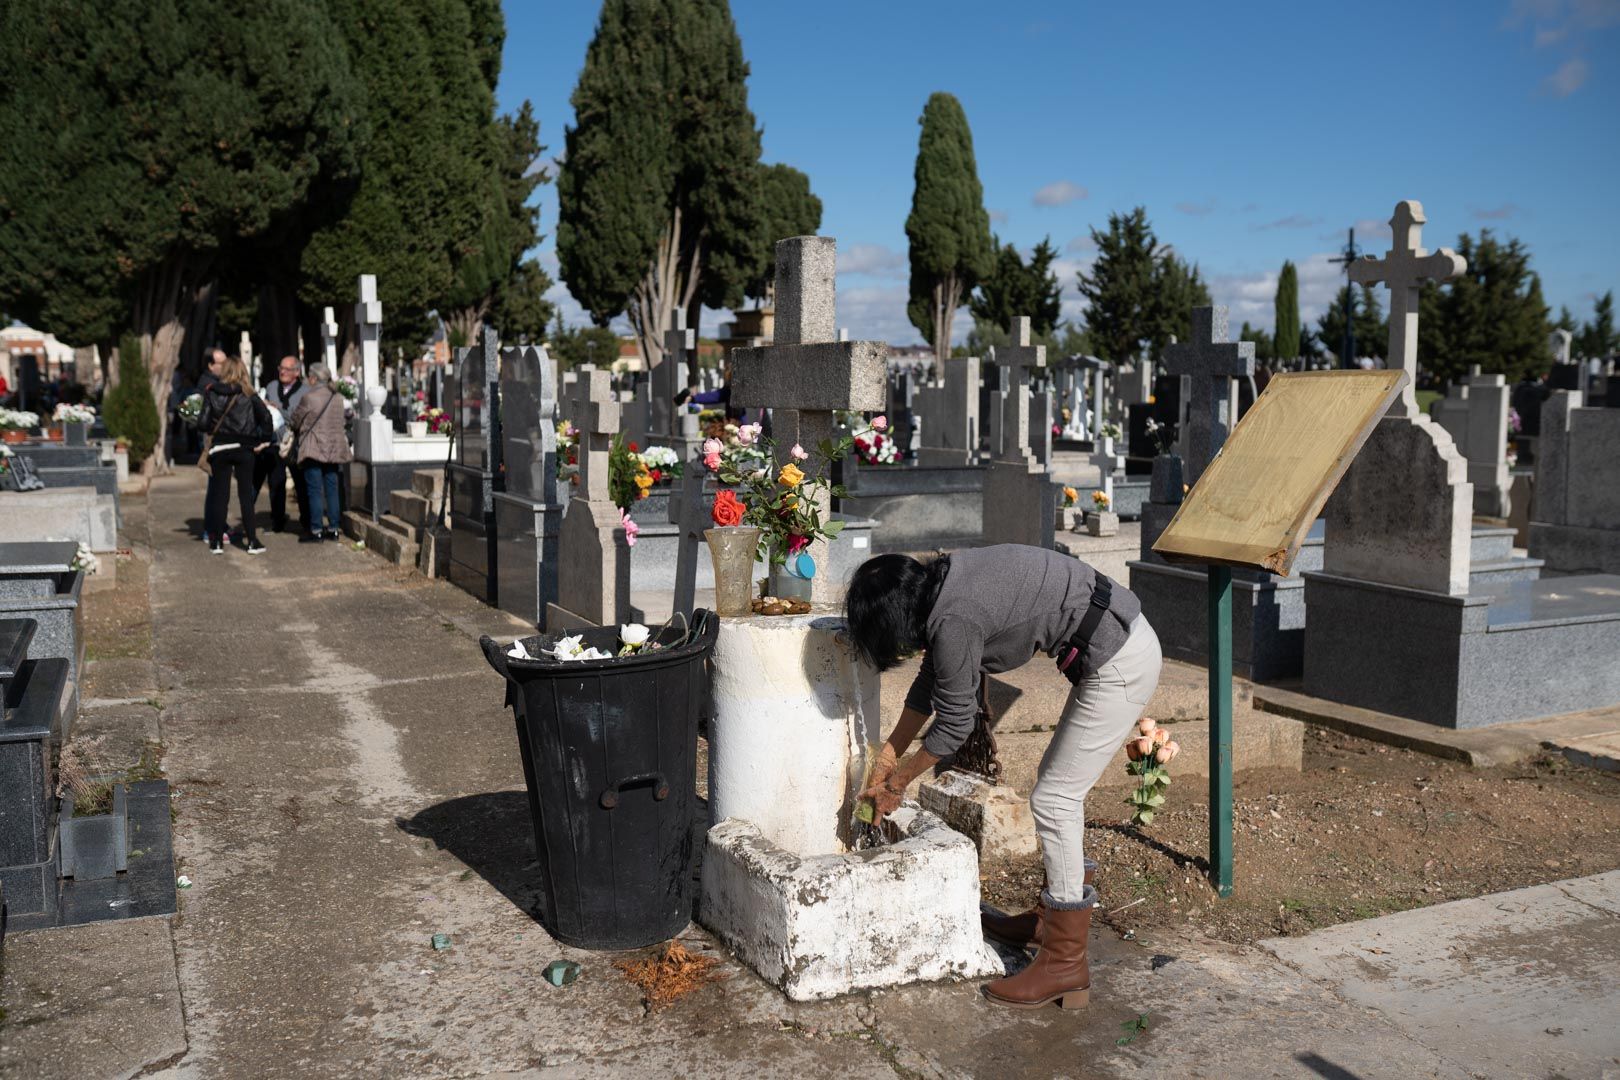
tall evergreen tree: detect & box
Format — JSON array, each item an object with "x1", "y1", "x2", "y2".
[
  {"x1": 1554, "y1": 304, "x2": 1579, "y2": 334},
  {"x1": 558, "y1": 0, "x2": 766, "y2": 373},
  {"x1": 1274, "y1": 260, "x2": 1300, "y2": 359},
  {"x1": 970, "y1": 237, "x2": 1063, "y2": 337},
  {"x1": 491, "y1": 258, "x2": 555, "y2": 345},
  {"x1": 1318, "y1": 285, "x2": 1387, "y2": 363},
  {"x1": 0, "y1": 0, "x2": 364, "y2": 470},
  {"x1": 905, "y1": 92, "x2": 993, "y2": 363},
  {"x1": 1075, "y1": 208, "x2": 1161, "y2": 364},
  {"x1": 1415, "y1": 230, "x2": 1550, "y2": 383},
  {"x1": 745, "y1": 164, "x2": 823, "y2": 305},
  {"x1": 1238, "y1": 321, "x2": 1275, "y2": 362},
  {"x1": 1155, "y1": 252, "x2": 1211, "y2": 349},
  {"x1": 1577, "y1": 290, "x2": 1616, "y2": 359}
]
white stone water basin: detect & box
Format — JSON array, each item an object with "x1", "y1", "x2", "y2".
[{"x1": 699, "y1": 806, "x2": 1004, "y2": 1001}]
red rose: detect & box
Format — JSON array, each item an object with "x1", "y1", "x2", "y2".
[
  {"x1": 711, "y1": 489, "x2": 745, "y2": 527},
  {"x1": 629, "y1": 441, "x2": 639, "y2": 452}
]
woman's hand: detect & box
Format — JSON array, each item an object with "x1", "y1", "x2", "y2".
[
  {"x1": 861, "y1": 779, "x2": 905, "y2": 823},
  {"x1": 865, "y1": 743, "x2": 898, "y2": 792}
]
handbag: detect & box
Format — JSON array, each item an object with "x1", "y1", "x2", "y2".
[
  {"x1": 197, "y1": 394, "x2": 239, "y2": 477},
  {"x1": 277, "y1": 424, "x2": 296, "y2": 460}
]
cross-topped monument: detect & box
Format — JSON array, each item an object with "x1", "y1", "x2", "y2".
[
  {"x1": 320, "y1": 306, "x2": 339, "y2": 371},
  {"x1": 991, "y1": 317, "x2": 1047, "y2": 466},
  {"x1": 1348, "y1": 200, "x2": 1465, "y2": 420},
  {"x1": 354, "y1": 274, "x2": 391, "y2": 462},
  {"x1": 548, "y1": 368, "x2": 633, "y2": 628},
  {"x1": 654, "y1": 309, "x2": 694, "y2": 439},
  {"x1": 1163, "y1": 307, "x2": 1255, "y2": 487},
  {"x1": 730, "y1": 236, "x2": 887, "y2": 604}
]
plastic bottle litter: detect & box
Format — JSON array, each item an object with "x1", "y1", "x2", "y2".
[
  {"x1": 543, "y1": 960, "x2": 581, "y2": 987},
  {"x1": 430, "y1": 933, "x2": 452, "y2": 951}
]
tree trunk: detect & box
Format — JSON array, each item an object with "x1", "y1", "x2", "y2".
[{"x1": 133, "y1": 251, "x2": 209, "y2": 475}]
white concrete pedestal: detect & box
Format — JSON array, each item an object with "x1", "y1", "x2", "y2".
[{"x1": 699, "y1": 611, "x2": 1002, "y2": 999}]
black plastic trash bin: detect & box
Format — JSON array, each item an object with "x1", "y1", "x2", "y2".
[{"x1": 479, "y1": 612, "x2": 717, "y2": 950}]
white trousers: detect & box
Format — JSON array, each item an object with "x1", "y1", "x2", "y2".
[{"x1": 1030, "y1": 615, "x2": 1163, "y2": 904}]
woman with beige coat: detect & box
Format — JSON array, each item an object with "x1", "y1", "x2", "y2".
[{"x1": 288, "y1": 362, "x2": 352, "y2": 543}]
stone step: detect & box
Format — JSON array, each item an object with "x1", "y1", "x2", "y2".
[
  {"x1": 410, "y1": 469, "x2": 446, "y2": 500},
  {"x1": 0, "y1": 617, "x2": 38, "y2": 683},
  {"x1": 376, "y1": 513, "x2": 416, "y2": 541},
  {"x1": 417, "y1": 525, "x2": 450, "y2": 579},
  {"x1": 1471, "y1": 526, "x2": 1518, "y2": 564},
  {"x1": 388, "y1": 489, "x2": 440, "y2": 531},
  {"x1": 1470, "y1": 556, "x2": 1545, "y2": 588},
  {"x1": 360, "y1": 516, "x2": 419, "y2": 568}
]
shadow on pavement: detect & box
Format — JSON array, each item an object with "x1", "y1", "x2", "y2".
[{"x1": 398, "y1": 791, "x2": 545, "y2": 922}]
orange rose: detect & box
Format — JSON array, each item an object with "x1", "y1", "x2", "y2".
[{"x1": 711, "y1": 490, "x2": 745, "y2": 527}]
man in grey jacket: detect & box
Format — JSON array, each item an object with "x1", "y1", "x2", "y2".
[{"x1": 258, "y1": 355, "x2": 310, "y2": 533}]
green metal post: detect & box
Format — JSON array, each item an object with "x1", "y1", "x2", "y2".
[{"x1": 1208, "y1": 565, "x2": 1234, "y2": 897}]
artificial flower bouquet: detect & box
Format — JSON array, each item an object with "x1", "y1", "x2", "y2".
[
  {"x1": 851, "y1": 417, "x2": 900, "y2": 466},
  {"x1": 178, "y1": 394, "x2": 203, "y2": 426},
  {"x1": 0, "y1": 408, "x2": 40, "y2": 431},
  {"x1": 1092, "y1": 490, "x2": 1111, "y2": 513},
  {"x1": 1061, "y1": 486, "x2": 1079, "y2": 509}
]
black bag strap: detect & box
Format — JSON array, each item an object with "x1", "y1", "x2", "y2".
[
  {"x1": 1055, "y1": 573, "x2": 1114, "y2": 674},
  {"x1": 208, "y1": 392, "x2": 239, "y2": 439}
]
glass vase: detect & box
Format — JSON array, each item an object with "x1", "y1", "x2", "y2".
[
  {"x1": 766, "y1": 547, "x2": 815, "y2": 602},
  {"x1": 705, "y1": 526, "x2": 761, "y2": 617}
]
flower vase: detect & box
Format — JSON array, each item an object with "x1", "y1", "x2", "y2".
[
  {"x1": 1055, "y1": 506, "x2": 1078, "y2": 532},
  {"x1": 1085, "y1": 510, "x2": 1119, "y2": 537},
  {"x1": 705, "y1": 526, "x2": 760, "y2": 617},
  {"x1": 407, "y1": 420, "x2": 428, "y2": 439},
  {"x1": 767, "y1": 548, "x2": 815, "y2": 603},
  {"x1": 65, "y1": 421, "x2": 89, "y2": 447}
]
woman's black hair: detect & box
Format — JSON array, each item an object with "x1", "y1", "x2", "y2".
[{"x1": 843, "y1": 552, "x2": 951, "y2": 671}]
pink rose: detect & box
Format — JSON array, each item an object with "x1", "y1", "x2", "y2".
[
  {"x1": 703, "y1": 452, "x2": 722, "y2": 472},
  {"x1": 1139, "y1": 718, "x2": 1156, "y2": 734},
  {"x1": 702, "y1": 438, "x2": 722, "y2": 457},
  {"x1": 738, "y1": 423, "x2": 762, "y2": 445},
  {"x1": 790, "y1": 443, "x2": 808, "y2": 461},
  {"x1": 620, "y1": 510, "x2": 640, "y2": 547},
  {"x1": 1151, "y1": 728, "x2": 1170, "y2": 747},
  {"x1": 871, "y1": 415, "x2": 888, "y2": 431},
  {"x1": 1134, "y1": 737, "x2": 1154, "y2": 759},
  {"x1": 788, "y1": 534, "x2": 810, "y2": 554}
]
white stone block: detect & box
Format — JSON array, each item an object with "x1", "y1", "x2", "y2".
[
  {"x1": 699, "y1": 808, "x2": 1004, "y2": 1001},
  {"x1": 918, "y1": 770, "x2": 1038, "y2": 858}
]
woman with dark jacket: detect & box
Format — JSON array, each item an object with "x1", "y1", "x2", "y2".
[
  {"x1": 845, "y1": 545, "x2": 1162, "y2": 1011},
  {"x1": 197, "y1": 356, "x2": 274, "y2": 555},
  {"x1": 288, "y1": 362, "x2": 352, "y2": 542}
]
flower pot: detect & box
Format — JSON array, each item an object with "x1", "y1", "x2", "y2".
[
  {"x1": 1056, "y1": 506, "x2": 1078, "y2": 532},
  {"x1": 44, "y1": 426, "x2": 64, "y2": 442},
  {"x1": 705, "y1": 526, "x2": 761, "y2": 617},
  {"x1": 65, "y1": 421, "x2": 90, "y2": 447},
  {"x1": 1085, "y1": 510, "x2": 1119, "y2": 537},
  {"x1": 407, "y1": 420, "x2": 428, "y2": 439},
  {"x1": 1, "y1": 430, "x2": 26, "y2": 444}
]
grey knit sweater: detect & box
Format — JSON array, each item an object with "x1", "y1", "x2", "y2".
[{"x1": 903, "y1": 544, "x2": 1142, "y2": 757}]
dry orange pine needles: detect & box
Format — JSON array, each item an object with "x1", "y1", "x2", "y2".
[{"x1": 616, "y1": 940, "x2": 727, "y2": 1011}]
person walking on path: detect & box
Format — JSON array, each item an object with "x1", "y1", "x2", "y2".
[
  {"x1": 197, "y1": 355, "x2": 274, "y2": 555},
  {"x1": 288, "y1": 362, "x2": 351, "y2": 543},
  {"x1": 844, "y1": 545, "x2": 1162, "y2": 1012},
  {"x1": 257, "y1": 355, "x2": 310, "y2": 533}
]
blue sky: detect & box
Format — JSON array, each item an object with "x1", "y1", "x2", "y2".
[{"x1": 498, "y1": 0, "x2": 1619, "y2": 348}]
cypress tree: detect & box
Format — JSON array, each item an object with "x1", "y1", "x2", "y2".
[
  {"x1": 1319, "y1": 285, "x2": 1388, "y2": 364},
  {"x1": 103, "y1": 335, "x2": 160, "y2": 469},
  {"x1": 558, "y1": 0, "x2": 767, "y2": 369},
  {"x1": 745, "y1": 165, "x2": 823, "y2": 305},
  {"x1": 0, "y1": 0, "x2": 363, "y2": 469},
  {"x1": 905, "y1": 92, "x2": 993, "y2": 362},
  {"x1": 1274, "y1": 261, "x2": 1300, "y2": 359}
]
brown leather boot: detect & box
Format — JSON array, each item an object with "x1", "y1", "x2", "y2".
[
  {"x1": 980, "y1": 859, "x2": 1096, "y2": 949},
  {"x1": 983, "y1": 888, "x2": 1094, "y2": 1010}
]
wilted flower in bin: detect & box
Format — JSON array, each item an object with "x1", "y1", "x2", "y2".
[{"x1": 620, "y1": 624, "x2": 650, "y2": 648}]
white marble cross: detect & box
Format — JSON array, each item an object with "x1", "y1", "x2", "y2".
[
  {"x1": 730, "y1": 237, "x2": 886, "y2": 602},
  {"x1": 1549, "y1": 328, "x2": 1573, "y2": 366},
  {"x1": 320, "y1": 306, "x2": 339, "y2": 370},
  {"x1": 238, "y1": 330, "x2": 253, "y2": 368},
  {"x1": 990, "y1": 316, "x2": 1047, "y2": 464},
  {"x1": 1348, "y1": 200, "x2": 1465, "y2": 420},
  {"x1": 1163, "y1": 307, "x2": 1255, "y2": 486},
  {"x1": 355, "y1": 275, "x2": 383, "y2": 408}
]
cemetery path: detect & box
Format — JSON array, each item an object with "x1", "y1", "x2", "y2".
[{"x1": 65, "y1": 474, "x2": 1602, "y2": 1080}]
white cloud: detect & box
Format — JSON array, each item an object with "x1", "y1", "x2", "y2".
[
  {"x1": 1065, "y1": 234, "x2": 1096, "y2": 254},
  {"x1": 1542, "y1": 56, "x2": 1589, "y2": 95},
  {"x1": 988, "y1": 208, "x2": 1009, "y2": 225},
  {"x1": 1032, "y1": 180, "x2": 1089, "y2": 208},
  {"x1": 837, "y1": 243, "x2": 905, "y2": 278},
  {"x1": 1176, "y1": 199, "x2": 1217, "y2": 216},
  {"x1": 1252, "y1": 213, "x2": 1322, "y2": 232},
  {"x1": 1206, "y1": 252, "x2": 1346, "y2": 336},
  {"x1": 1470, "y1": 202, "x2": 1523, "y2": 220}
]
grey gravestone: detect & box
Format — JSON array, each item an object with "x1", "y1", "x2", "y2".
[
  {"x1": 667, "y1": 446, "x2": 709, "y2": 616},
  {"x1": 1162, "y1": 308, "x2": 1255, "y2": 488},
  {"x1": 1433, "y1": 366, "x2": 1512, "y2": 518},
  {"x1": 915, "y1": 355, "x2": 980, "y2": 466},
  {"x1": 981, "y1": 316, "x2": 1055, "y2": 550},
  {"x1": 1530, "y1": 390, "x2": 1620, "y2": 574},
  {"x1": 653, "y1": 310, "x2": 693, "y2": 439},
  {"x1": 1324, "y1": 200, "x2": 1472, "y2": 595},
  {"x1": 547, "y1": 369, "x2": 632, "y2": 628},
  {"x1": 448, "y1": 324, "x2": 505, "y2": 603},
  {"x1": 730, "y1": 236, "x2": 886, "y2": 604},
  {"x1": 494, "y1": 343, "x2": 564, "y2": 625}
]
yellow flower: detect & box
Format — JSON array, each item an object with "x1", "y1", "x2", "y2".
[
  {"x1": 777, "y1": 462, "x2": 805, "y2": 487},
  {"x1": 633, "y1": 471, "x2": 654, "y2": 490},
  {"x1": 783, "y1": 492, "x2": 799, "y2": 509}
]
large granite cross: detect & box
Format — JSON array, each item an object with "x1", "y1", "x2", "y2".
[
  {"x1": 549, "y1": 367, "x2": 632, "y2": 628},
  {"x1": 1163, "y1": 307, "x2": 1255, "y2": 487},
  {"x1": 563, "y1": 369, "x2": 619, "y2": 505},
  {"x1": 730, "y1": 236, "x2": 886, "y2": 604},
  {"x1": 353, "y1": 274, "x2": 392, "y2": 462},
  {"x1": 1348, "y1": 200, "x2": 1465, "y2": 420},
  {"x1": 320, "y1": 306, "x2": 339, "y2": 371},
  {"x1": 654, "y1": 310, "x2": 694, "y2": 438},
  {"x1": 991, "y1": 316, "x2": 1047, "y2": 467}
]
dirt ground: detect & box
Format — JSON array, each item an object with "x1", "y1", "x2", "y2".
[{"x1": 982, "y1": 725, "x2": 1620, "y2": 944}]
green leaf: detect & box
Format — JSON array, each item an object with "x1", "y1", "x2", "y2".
[
  {"x1": 1146, "y1": 793, "x2": 1166, "y2": 808},
  {"x1": 823, "y1": 519, "x2": 845, "y2": 537},
  {"x1": 1137, "y1": 809, "x2": 1154, "y2": 825}
]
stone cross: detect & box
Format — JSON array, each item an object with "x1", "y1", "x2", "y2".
[
  {"x1": 320, "y1": 306, "x2": 339, "y2": 370},
  {"x1": 1162, "y1": 307, "x2": 1255, "y2": 487},
  {"x1": 239, "y1": 330, "x2": 253, "y2": 368},
  {"x1": 353, "y1": 274, "x2": 392, "y2": 462},
  {"x1": 730, "y1": 236, "x2": 886, "y2": 604},
  {"x1": 1090, "y1": 432, "x2": 1124, "y2": 507},
  {"x1": 549, "y1": 367, "x2": 632, "y2": 628},
  {"x1": 990, "y1": 316, "x2": 1047, "y2": 465},
  {"x1": 1549, "y1": 328, "x2": 1573, "y2": 367},
  {"x1": 1348, "y1": 200, "x2": 1465, "y2": 420},
  {"x1": 667, "y1": 447, "x2": 708, "y2": 615},
  {"x1": 654, "y1": 309, "x2": 693, "y2": 437}
]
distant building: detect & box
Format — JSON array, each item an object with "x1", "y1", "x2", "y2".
[{"x1": 1, "y1": 323, "x2": 85, "y2": 389}]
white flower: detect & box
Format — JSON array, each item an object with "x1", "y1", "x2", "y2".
[
  {"x1": 620, "y1": 624, "x2": 650, "y2": 648},
  {"x1": 552, "y1": 634, "x2": 586, "y2": 659},
  {"x1": 176, "y1": 875, "x2": 193, "y2": 889},
  {"x1": 507, "y1": 639, "x2": 533, "y2": 660}
]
